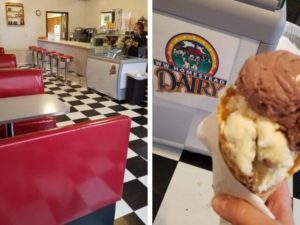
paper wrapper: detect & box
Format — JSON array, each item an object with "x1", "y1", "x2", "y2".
[{"x1": 197, "y1": 112, "x2": 275, "y2": 225}]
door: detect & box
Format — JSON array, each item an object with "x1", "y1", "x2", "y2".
[{"x1": 46, "y1": 11, "x2": 69, "y2": 40}]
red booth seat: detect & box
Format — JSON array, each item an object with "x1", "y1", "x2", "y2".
[
  {"x1": 0, "y1": 54, "x2": 17, "y2": 68},
  {"x1": 0, "y1": 116, "x2": 57, "y2": 138},
  {"x1": 0, "y1": 47, "x2": 4, "y2": 54},
  {"x1": 0, "y1": 116, "x2": 131, "y2": 225},
  {"x1": 0, "y1": 69, "x2": 56, "y2": 138},
  {"x1": 0, "y1": 69, "x2": 44, "y2": 97}
]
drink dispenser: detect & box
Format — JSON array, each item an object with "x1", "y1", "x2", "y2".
[{"x1": 153, "y1": 0, "x2": 286, "y2": 154}]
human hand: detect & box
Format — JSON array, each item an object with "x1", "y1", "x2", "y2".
[
  {"x1": 212, "y1": 182, "x2": 294, "y2": 225},
  {"x1": 125, "y1": 40, "x2": 132, "y2": 48}
]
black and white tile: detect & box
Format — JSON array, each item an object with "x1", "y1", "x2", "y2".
[
  {"x1": 42, "y1": 74, "x2": 147, "y2": 225},
  {"x1": 153, "y1": 143, "x2": 300, "y2": 225}
]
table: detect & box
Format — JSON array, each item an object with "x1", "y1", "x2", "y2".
[{"x1": 0, "y1": 94, "x2": 70, "y2": 137}]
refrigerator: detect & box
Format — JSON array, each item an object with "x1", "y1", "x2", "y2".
[{"x1": 54, "y1": 24, "x2": 61, "y2": 41}]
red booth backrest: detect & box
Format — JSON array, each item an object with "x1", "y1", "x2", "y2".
[
  {"x1": 0, "y1": 47, "x2": 4, "y2": 54},
  {"x1": 0, "y1": 54, "x2": 17, "y2": 68},
  {"x1": 0, "y1": 69, "x2": 44, "y2": 97},
  {"x1": 0, "y1": 116, "x2": 131, "y2": 225}
]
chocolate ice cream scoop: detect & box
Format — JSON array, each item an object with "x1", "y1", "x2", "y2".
[{"x1": 236, "y1": 50, "x2": 300, "y2": 151}]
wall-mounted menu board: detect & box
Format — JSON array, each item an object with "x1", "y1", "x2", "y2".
[{"x1": 5, "y1": 2, "x2": 25, "y2": 26}]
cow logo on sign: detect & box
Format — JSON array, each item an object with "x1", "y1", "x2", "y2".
[
  {"x1": 154, "y1": 33, "x2": 226, "y2": 98},
  {"x1": 165, "y1": 33, "x2": 219, "y2": 76}
]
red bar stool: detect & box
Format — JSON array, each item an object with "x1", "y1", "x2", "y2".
[
  {"x1": 36, "y1": 48, "x2": 47, "y2": 69},
  {"x1": 45, "y1": 50, "x2": 56, "y2": 72},
  {"x1": 49, "y1": 51, "x2": 58, "y2": 74},
  {"x1": 28, "y1": 46, "x2": 38, "y2": 67},
  {"x1": 51, "y1": 52, "x2": 64, "y2": 79},
  {"x1": 60, "y1": 55, "x2": 74, "y2": 83}
]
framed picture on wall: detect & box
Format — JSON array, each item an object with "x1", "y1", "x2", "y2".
[
  {"x1": 100, "y1": 11, "x2": 115, "y2": 27},
  {"x1": 5, "y1": 2, "x2": 25, "y2": 26}
]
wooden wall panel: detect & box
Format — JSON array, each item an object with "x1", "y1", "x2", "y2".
[{"x1": 47, "y1": 16, "x2": 62, "y2": 33}]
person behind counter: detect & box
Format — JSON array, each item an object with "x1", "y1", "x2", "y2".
[{"x1": 126, "y1": 22, "x2": 147, "y2": 57}]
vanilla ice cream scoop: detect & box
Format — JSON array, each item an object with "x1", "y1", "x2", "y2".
[
  {"x1": 220, "y1": 90, "x2": 296, "y2": 194},
  {"x1": 218, "y1": 51, "x2": 300, "y2": 198}
]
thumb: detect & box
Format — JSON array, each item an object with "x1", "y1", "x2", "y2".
[{"x1": 212, "y1": 194, "x2": 281, "y2": 225}]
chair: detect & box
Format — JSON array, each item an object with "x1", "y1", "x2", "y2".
[
  {"x1": 28, "y1": 46, "x2": 38, "y2": 67},
  {"x1": 60, "y1": 55, "x2": 74, "y2": 83},
  {"x1": 0, "y1": 47, "x2": 5, "y2": 54},
  {"x1": 0, "y1": 69, "x2": 56, "y2": 138},
  {"x1": 51, "y1": 52, "x2": 64, "y2": 79},
  {"x1": 0, "y1": 54, "x2": 17, "y2": 68},
  {"x1": 45, "y1": 50, "x2": 56, "y2": 72},
  {"x1": 0, "y1": 115, "x2": 131, "y2": 225},
  {"x1": 36, "y1": 48, "x2": 47, "y2": 69}
]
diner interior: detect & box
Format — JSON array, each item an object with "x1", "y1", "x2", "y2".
[{"x1": 0, "y1": 0, "x2": 148, "y2": 225}]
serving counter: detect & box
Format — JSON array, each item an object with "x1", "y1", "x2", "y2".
[
  {"x1": 37, "y1": 39, "x2": 94, "y2": 76},
  {"x1": 86, "y1": 53, "x2": 147, "y2": 101}
]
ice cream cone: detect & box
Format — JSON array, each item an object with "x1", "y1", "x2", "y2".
[{"x1": 218, "y1": 87, "x2": 300, "y2": 201}]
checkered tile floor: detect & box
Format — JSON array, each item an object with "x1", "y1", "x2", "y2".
[
  {"x1": 43, "y1": 74, "x2": 147, "y2": 225},
  {"x1": 153, "y1": 143, "x2": 300, "y2": 225}
]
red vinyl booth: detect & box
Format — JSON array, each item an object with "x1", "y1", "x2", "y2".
[
  {"x1": 0, "y1": 47, "x2": 4, "y2": 54},
  {"x1": 0, "y1": 69, "x2": 56, "y2": 138},
  {"x1": 0, "y1": 54, "x2": 17, "y2": 68},
  {"x1": 0, "y1": 115, "x2": 131, "y2": 225}
]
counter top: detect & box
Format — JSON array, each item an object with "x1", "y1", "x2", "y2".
[
  {"x1": 38, "y1": 39, "x2": 94, "y2": 50},
  {"x1": 88, "y1": 53, "x2": 148, "y2": 64}
]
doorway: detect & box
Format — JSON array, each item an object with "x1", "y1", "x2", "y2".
[{"x1": 46, "y1": 11, "x2": 69, "y2": 41}]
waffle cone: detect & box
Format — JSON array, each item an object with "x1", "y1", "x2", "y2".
[{"x1": 217, "y1": 87, "x2": 300, "y2": 201}]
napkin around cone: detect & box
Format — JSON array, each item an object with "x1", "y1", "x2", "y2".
[{"x1": 197, "y1": 112, "x2": 275, "y2": 225}]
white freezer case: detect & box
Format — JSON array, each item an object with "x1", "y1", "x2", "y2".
[{"x1": 86, "y1": 54, "x2": 147, "y2": 101}]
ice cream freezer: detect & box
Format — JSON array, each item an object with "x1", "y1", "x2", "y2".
[
  {"x1": 153, "y1": 0, "x2": 286, "y2": 155},
  {"x1": 86, "y1": 54, "x2": 147, "y2": 101}
]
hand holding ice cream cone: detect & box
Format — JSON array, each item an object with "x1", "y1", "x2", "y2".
[
  {"x1": 212, "y1": 182, "x2": 294, "y2": 225},
  {"x1": 198, "y1": 50, "x2": 299, "y2": 225}
]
